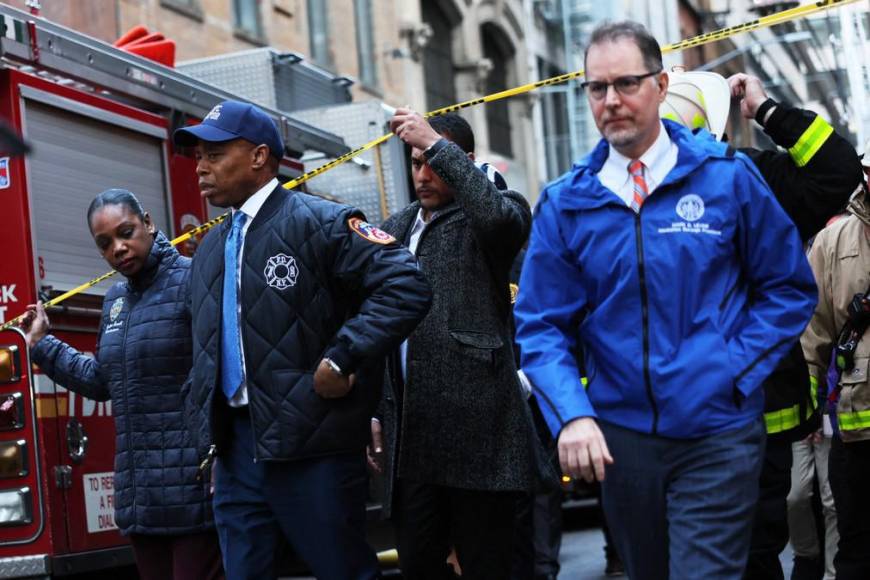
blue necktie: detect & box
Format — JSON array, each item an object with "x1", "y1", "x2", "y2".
[{"x1": 221, "y1": 211, "x2": 247, "y2": 400}]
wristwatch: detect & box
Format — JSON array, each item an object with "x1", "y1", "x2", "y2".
[{"x1": 323, "y1": 357, "x2": 344, "y2": 376}]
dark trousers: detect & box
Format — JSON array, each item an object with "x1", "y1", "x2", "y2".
[
  {"x1": 745, "y1": 436, "x2": 793, "y2": 580},
  {"x1": 533, "y1": 487, "x2": 564, "y2": 576},
  {"x1": 512, "y1": 488, "x2": 563, "y2": 579},
  {"x1": 512, "y1": 396, "x2": 563, "y2": 580},
  {"x1": 213, "y1": 414, "x2": 378, "y2": 580},
  {"x1": 829, "y1": 437, "x2": 870, "y2": 580},
  {"x1": 512, "y1": 493, "x2": 535, "y2": 580},
  {"x1": 600, "y1": 418, "x2": 765, "y2": 580},
  {"x1": 129, "y1": 531, "x2": 224, "y2": 580},
  {"x1": 394, "y1": 477, "x2": 519, "y2": 580}
]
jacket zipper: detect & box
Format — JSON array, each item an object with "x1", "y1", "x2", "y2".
[
  {"x1": 119, "y1": 293, "x2": 137, "y2": 509},
  {"x1": 634, "y1": 212, "x2": 660, "y2": 434},
  {"x1": 234, "y1": 230, "x2": 258, "y2": 463}
]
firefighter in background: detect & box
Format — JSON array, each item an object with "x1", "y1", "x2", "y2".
[
  {"x1": 20, "y1": 189, "x2": 224, "y2": 580},
  {"x1": 802, "y1": 146, "x2": 870, "y2": 580},
  {"x1": 664, "y1": 70, "x2": 862, "y2": 580}
]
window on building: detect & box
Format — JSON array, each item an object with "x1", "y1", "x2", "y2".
[
  {"x1": 160, "y1": 0, "x2": 203, "y2": 21},
  {"x1": 233, "y1": 0, "x2": 263, "y2": 41},
  {"x1": 482, "y1": 24, "x2": 514, "y2": 158},
  {"x1": 422, "y1": 1, "x2": 457, "y2": 110},
  {"x1": 354, "y1": 0, "x2": 378, "y2": 88},
  {"x1": 308, "y1": 0, "x2": 333, "y2": 69},
  {"x1": 538, "y1": 58, "x2": 572, "y2": 179}
]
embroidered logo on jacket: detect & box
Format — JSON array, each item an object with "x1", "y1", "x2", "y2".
[
  {"x1": 105, "y1": 298, "x2": 125, "y2": 334},
  {"x1": 264, "y1": 253, "x2": 299, "y2": 290},
  {"x1": 348, "y1": 217, "x2": 396, "y2": 245},
  {"x1": 109, "y1": 298, "x2": 124, "y2": 321},
  {"x1": 675, "y1": 194, "x2": 705, "y2": 222},
  {"x1": 657, "y1": 193, "x2": 722, "y2": 237}
]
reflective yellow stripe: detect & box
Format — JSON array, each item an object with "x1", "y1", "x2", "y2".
[
  {"x1": 809, "y1": 376, "x2": 819, "y2": 410},
  {"x1": 765, "y1": 404, "x2": 800, "y2": 434},
  {"x1": 581, "y1": 376, "x2": 588, "y2": 390},
  {"x1": 839, "y1": 409, "x2": 870, "y2": 431},
  {"x1": 788, "y1": 116, "x2": 833, "y2": 167},
  {"x1": 765, "y1": 394, "x2": 817, "y2": 434}
]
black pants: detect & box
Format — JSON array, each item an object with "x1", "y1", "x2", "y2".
[
  {"x1": 394, "y1": 478, "x2": 519, "y2": 580},
  {"x1": 745, "y1": 436, "x2": 793, "y2": 580},
  {"x1": 829, "y1": 437, "x2": 870, "y2": 580},
  {"x1": 512, "y1": 396, "x2": 562, "y2": 580}
]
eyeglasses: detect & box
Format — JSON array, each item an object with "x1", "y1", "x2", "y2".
[{"x1": 580, "y1": 70, "x2": 662, "y2": 100}]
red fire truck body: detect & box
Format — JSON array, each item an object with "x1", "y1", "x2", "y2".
[{"x1": 0, "y1": 5, "x2": 348, "y2": 577}]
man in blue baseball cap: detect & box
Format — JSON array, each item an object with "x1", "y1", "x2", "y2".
[
  {"x1": 174, "y1": 100, "x2": 284, "y2": 208},
  {"x1": 174, "y1": 100, "x2": 432, "y2": 579}
]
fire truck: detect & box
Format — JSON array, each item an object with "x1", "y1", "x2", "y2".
[{"x1": 0, "y1": 4, "x2": 353, "y2": 577}]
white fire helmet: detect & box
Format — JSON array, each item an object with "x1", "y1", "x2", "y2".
[{"x1": 660, "y1": 68, "x2": 731, "y2": 141}]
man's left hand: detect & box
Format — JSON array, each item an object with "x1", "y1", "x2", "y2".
[
  {"x1": 727, "y1": 73, "x2": 769, "y2": 120},
  {"x1": 313, "y1": 358, "x2": 355, "y2": 398},
  {"x1": 389, "y1": 107, "x2": 442, "y2": 151}
]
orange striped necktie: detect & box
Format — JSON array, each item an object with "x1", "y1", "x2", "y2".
[{"x1": 629, "y1": 159, "x2": 648, "y2": 213}]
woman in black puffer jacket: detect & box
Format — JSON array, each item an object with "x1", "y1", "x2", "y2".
[{"x1": 21, "y1": 189, "x2": 223, "y2": 580}]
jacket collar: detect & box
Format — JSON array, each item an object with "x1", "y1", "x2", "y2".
[
  {"x1": 247, "y1": 184, "x2": 289, "y2": 233},
  {"x1": 847, "y1": 184, "x2": 870, "y2": 227},
  {"x1": 557, "y1": 120, "x2": 721, "y2": 211},
  {"x1": 126, "y1": 231, "x2": 177, "y2": 292},
  {"x1": 392, "y1": 199, "x2": 463, "y2": 243}
]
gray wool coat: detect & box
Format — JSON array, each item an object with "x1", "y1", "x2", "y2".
[{"x1": 379, "y1": 140, "x2": 537, "y2": 511}]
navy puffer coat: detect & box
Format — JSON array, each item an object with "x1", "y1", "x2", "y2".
[{"x1": 32, "y1": 232, "x2": 213, "y2": 535}]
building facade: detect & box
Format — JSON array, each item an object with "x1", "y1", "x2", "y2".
[{"x1": 10, "y1": 0, "x2": 558, "y2": 202}]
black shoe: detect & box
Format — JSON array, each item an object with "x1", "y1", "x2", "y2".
[{"x1": 605, "y1": 554, "x2": 625, "y2": 577}]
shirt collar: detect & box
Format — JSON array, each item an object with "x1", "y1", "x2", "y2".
[
  {"x1": 600, "y1": 121, "x2": 673, "y2": 182},
  {"x1": 413, "y1": 208, "x2": 428, "y2": 229},
  {"x1": 236, "y1": 177, "x2": 279, "y2": 222}
]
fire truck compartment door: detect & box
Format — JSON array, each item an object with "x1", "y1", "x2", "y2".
[{"x1": 22, "y1": 98, "x2": 171, "y2": 296}]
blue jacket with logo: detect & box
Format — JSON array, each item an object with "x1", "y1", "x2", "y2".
[
  {"x1": 514, "y1": 121, "x2": 818, "y2": 438},
  {"x1": 32, "y1": 233, "x2": 213, "y2": 535}
]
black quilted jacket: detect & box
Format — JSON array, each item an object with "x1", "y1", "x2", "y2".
[
  {"x1": 32, "y1": 233, "x2": 213, "y2": 535},
  {"x1": 183, "y1": 187, "x2": 431, "y2": 462}
]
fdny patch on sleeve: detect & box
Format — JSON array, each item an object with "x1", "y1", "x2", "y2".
[{"x1": 348, "y1": 217, "x2": 396, "y2": 245}]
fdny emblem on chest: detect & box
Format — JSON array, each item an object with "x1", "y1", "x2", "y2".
[{"x1": 264, "y1": 253, "x2": 299, "y2": 290}]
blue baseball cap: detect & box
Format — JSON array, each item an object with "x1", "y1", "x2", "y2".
[{"x1": 173, "y1": 100, "x2": 284, "y2": 160}]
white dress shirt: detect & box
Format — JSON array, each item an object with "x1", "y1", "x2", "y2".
[
  {"x1": 597, "y1": 122, "x2": 678, "y2": 207},
  {"x1": 227, "y1": 177, "x2": 279, "y2": 408},
  {"x1": 399, "y1": 208, "x2": 429, "y2": 382}
]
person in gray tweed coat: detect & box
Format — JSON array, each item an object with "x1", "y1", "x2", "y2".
[{"x1": 373, "y1": 109, "x2": 537, "y2": 579}]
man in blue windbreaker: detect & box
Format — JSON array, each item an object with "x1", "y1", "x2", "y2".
[{"x1": 514, "y1": 21, "x2": 818, "y2": 580}]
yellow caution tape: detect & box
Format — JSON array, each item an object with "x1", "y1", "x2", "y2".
[
  {"x1": 280, "y1": 0, "x2": 862, "y2": 192},
  {"x1": 1, "y1": 0, "x2": 859, "y2": 332},
  {"x1": 0, "y1": 213, "x2": 229, "y2": 331}
]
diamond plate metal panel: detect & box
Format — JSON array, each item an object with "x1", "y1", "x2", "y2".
[
  {"x1": 293, "y1": 102, "x2": 411, "y2": 222},
  {"x1": 178, "y1": 49, "x2": 278, "y2": 109},
  {"x1": 178, "y1": 49, "x2": 351, "y2": 113},
  {"x1": 0, "y1": 555, "x2": 49, "y2": 578}
]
